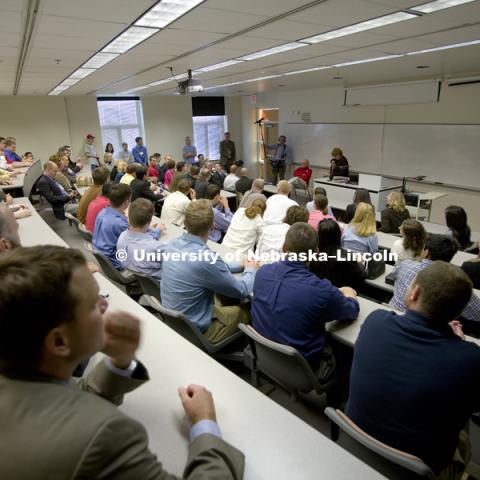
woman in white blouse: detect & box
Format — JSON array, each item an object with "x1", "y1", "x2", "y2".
[
  {"x1": 222, "y1": 199, "x2": 266, "y2": 255},
  {"x1": 391, "y1": 219, "x2": 427, "y2": 264}
]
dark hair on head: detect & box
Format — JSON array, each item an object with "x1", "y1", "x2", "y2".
[
  {"x1": 166, "y1": 159, "x2": 175, "y2": 169},
  {"x1": 105, "y1": 143, "x2": 114, "y2": 153},
  {"x1": 401, "y1": 219, "x2": 427, "y2": 257},
  {"x1": 92, "y1": 167, "x2": 110, "y2": 186},
  {"x1": 314, "y1": 186, "x2": 327, "y2": 196},
  {"x1": 414, "y1": 261, "x2": 472, "y2": 321},
  {"x1": 445, "y1": 205, "x2": 471, "y2": 250},
  {"x1": 205, "y1": 184, "x2": 221, "y2": 200},
  {"x1": 0, "y1": 246, "x2": 86, "y2": 367},
  {"x1": 129, "y1": 198, "x2": 154, "y2": 228},
  {"x1": 190, "y1": 164, "x2": 200, "y2": 176},
  {"x1": 284, "y1": 222, "x2": 317, "y2": 256},
  {"x1": 425, "y1": 234, "x2": 458, "y2": 262},
  {"x1": 314, "y1": 194, "x2": 328, "y2": 213},
  {"x1": 177, "y1": 179, "x2": 192, "y2": 194},
  {"x1": 135, "y1": 166, "x2": 147, "y2": 180},
  {"x1": 353, "y1": 188, "x2": 372, "y2": 206},
  {"x1": 284, "y1": 206, "x2": 309, "y2": 226},
  {"x1": 135, "y1": 137, "x2": 142, "y2": 143},
  {"x1": 101, "y1": 182, "x2": 113, "y2": 197},
  {"x1": 126, "y1": 163, "x2": 139, "y2": 175},
  {"x1": 317, "y1": 219, "x2": 342, "y2": 256},
  {"x1": 176, "y1": 161, "x2": 186, "y2": 172},
  {"x1": 108, "y1": 183, "x2": 131, "y2": 208}
]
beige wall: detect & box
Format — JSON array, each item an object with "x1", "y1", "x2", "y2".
[
  {"x1": 225, "y1": 96, "x2": 243, "y2": 162},
  {"x1": 248, "y1": 83, "x2": 480, "y2": 229}
]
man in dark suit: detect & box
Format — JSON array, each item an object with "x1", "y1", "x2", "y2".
[
  {"x1": 210, "y1": 162, "x2": 226, "y2": 188},
  {"x1": 0, "y1": 245, "x2": 245, "y2": 479},
  {"x1": 347, "y1": 261, "x2": 480, "y2": 479},
  {"x1": 36, "y1": 161, "x2": 78, "y2": 219},
  {"x1": 130, "y1": 165, "x2": 164, "y2": 203},
  {"x1": 235, "y1": 168, "x2": 253, "y2": 195}
]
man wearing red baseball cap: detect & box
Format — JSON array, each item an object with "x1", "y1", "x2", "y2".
[{"x1": 84, "y1": 134, "x2": 100, "y2": 172}]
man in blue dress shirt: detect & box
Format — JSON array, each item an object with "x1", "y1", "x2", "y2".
[
  {"x1": 183, "y1": 136, "x2": 198, "y2": 166},
  {"x1": 132, "y1": 137, "x2": 148, "y2": 166},
  {"x1": 204, "y1": 184, "x2": 232, "y2": 242},
  {"x1": 161, "y1": 199, "x2": 259, "y2": 343},
  {"x1": 252, "y1": 222, "x2": 359, "y2": 376},
  {"x1": 347, "y1": 261, "x2": 480, "y2": 478}
]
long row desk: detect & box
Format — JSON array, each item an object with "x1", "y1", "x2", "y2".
[{"x1": 13, "y1": 198, "x2": 385, "y2": 480}]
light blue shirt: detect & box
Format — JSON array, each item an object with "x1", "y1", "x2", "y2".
[
  {"x1": 209, "y1": 205, "x2": 233, "y2": 242},
  {"x1": 117, "y1": 229, "x2": 166, "y2": 281},
  {"x1": 132, "y1": 145, "x2": 148, "y2": 165},
  {"x1": 342, "y1": 225, "x2": 379, "y2": 253},
  {"x1": 183, "y1": 144, "x2": 197, "y2": 165},
  {"x1": 118, "y1": 149, "x2": 133, "y2": 163},
  {"x1": 161, "y1": 233, "x2": 256, "y2": 332}
]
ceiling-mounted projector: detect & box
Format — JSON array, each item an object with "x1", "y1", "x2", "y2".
[{"x1": 177, "y1": 69, "x2": 204, "y2": 94}]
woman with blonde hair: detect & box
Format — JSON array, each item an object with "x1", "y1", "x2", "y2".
[
  {"x1": 391, "y1": 219, "x2": 426, "y2": 264},
  {"x1": 380, "y1": 191, "x2": 410, "y2": 233},
  {"x1": 222, "y1": 198, "x2": 266, "y2": 255},
  {"x1": 113, "y1": 160, "x2": 127, "y2": 183},
  {"x1": 342, "y1": 202, "x2": 378, "y2": 253}
]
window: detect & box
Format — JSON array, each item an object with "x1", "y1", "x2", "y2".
[
  {"x1": 193, "y1": 115, "x2": 227, "y2": 160},
  {"x1": 97, "y1": 97, "x2": 146, "y2": 154}
]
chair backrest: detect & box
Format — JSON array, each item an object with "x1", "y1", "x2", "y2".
[
  {"x1": 324, "y1": 408, "x2": 435, "y2": 479},
  {"x1": 92, "y1": 250, "x2": 134, "y2": 286},
  {"x1": 238, "y1": 324, "x2": 323, "y2": 394},
  {"x1": 23, "y1": 159, "x2": 43, "y2": 197},
  {"x1": 133, "y1": 273, "x2": 161, "y2": 300},
  {"x1": 144, "y1": 296, "x2": 214, "y2": 353}
]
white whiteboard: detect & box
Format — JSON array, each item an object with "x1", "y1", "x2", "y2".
[{"x1": 287, "y1": 123, "x2": 480, "y2": 189}]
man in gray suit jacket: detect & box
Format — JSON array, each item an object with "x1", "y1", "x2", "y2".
[{"x1": 0, "y1": 245, "x2": 244, "y2": 479}]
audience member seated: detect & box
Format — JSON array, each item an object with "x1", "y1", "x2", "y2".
[
  {"x1": 119, "y1": 163, "x2": 139, "y2": 186},
  {"x1": 223, "y1": 165, "x2": 239, "y2": 192},
  {"x1": 389, "y1": 234, "x2": 480, "y2": 324},
  {"x1": 0, "y1": 245, "x2": 244, "y2": 478},
  {"x1": 234, "y1": 168, "x2": 252, "y2": 195},
  {"x1": 3, "y1": 139, "x2": 24, "y2": 165},
  {"x1": 391, "y1": 219, "x2": 426, "y2": 264},
  {"x1": 182, "y1": 164, "x2": 200, "y2": 189},
  {"x1": 49, "y1": 154, "x2": 72, "y2": 191},
  {"x1": 347, "y1": 261, "x2": 480, "y2": 478},
  {"x1": 446, "y1": 205, "x2": 473, "y2": 251},
  {"x1": 210, "y1": 163, "x2": 226, "y2": 188},
  {"x1": 77, "y1": 167, "x2": 110, "y2": 225},
  {"x1": 113, "y1": 160, "x2": 127, "y2": 183},
  {"x1": 222, "y1": 199, "x2": 266, "y2": 255},
  {"x1": 117, "y1": 198, "x2": 166, "y2": 281},
  {"x1": 93, "y1": 183, "x2": 131, "y2": 269},
  {"x1": 380, "y1": 191, "x2": 410, "y2": 234},
  {"x1": 239, "y1": 178, "x2": 267, "y2": 208},
  {"x1": 37, "y1": 161, "x2": 78, "y2": 220},
  {"x1": 61, "y1": 145, "x2": 83, "y2": 174},
  {"x1": 344, "y1": 188, "x2": 373, "y2": 224},
  {"x1": 58, "y1": 149, "x2": 77, "y2": 184},
  {"x1": 0, "y1": 204, "x2": 21, "y2": 252},
  {"x1": 163, "y1": 158, "x2": 175, "y2": 189},
  {"x1": 205, "y1": 184, "x2": 233, "y2": 242},
  {"x1": 162, "y1": 200, "x2": 258, "y2": 343},
  {"x1": 169, "y1": 161, "x2": 187, "y2": 193},
  {"x1": 147, "y1": 153, "x2": 160, "y2": 179},
  {"x1": 293, "y1": 159, "x2": 312, "y2": 185},
  {"x1": 160, "y1": 179, "x2": 194, "y2": 228},
  {"x1": 310, "y1": 219, "x2": 366, "y2": 291},
  {"x1": 252, "y1": 222, "x2": 359, "y2": 374},
  {"x1": 342, "y1": 203, "x2": 379, "y2": 254},
  {"x1": 306, "y1": 187, "x2": 334, "y2": 216},
  {"x1": 194, "y1": 168, "x2": 211, "y2": 199},
  {"x1": 462, "y1": 254, "x2": 480, "y2": 289},
  {"x1": 157, "y1": 154, "x2": 171, "y2": 183},
  {"x1": 130, "y1": 166, "x2": 164, "y2": 203},
  {"x1": 256, "y1": 206, "x2": 309, "y2": 264},
  {"x1": 263, "y1": 180, "x2": 298, "y2": 225},
  {"x1": 0, "y1": 192, "x2": 31, "y2": 219},
  {"x1": 308, "y1": 194, "x2": 337, "y2": 231},
  {"x1": 86, "y1": 182, "x2": 112, "y2": 234}
]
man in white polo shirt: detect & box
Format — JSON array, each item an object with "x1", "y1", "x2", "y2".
[{"x1": 263, "y1": 180, "x2": 298, "y2": 225}]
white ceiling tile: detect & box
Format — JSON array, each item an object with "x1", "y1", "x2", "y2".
[
  {"x1": 418, "y1": 25, "x2": 480, "y2": 45},
  {"x1": 322, "y1": 31, "x2": 400, "y2": 48},
  {"x1": 146, "y1": 28, "x2": 225, "y2": 46},
  {"x1": 374, "y1": 38, "x2": 441, "y2": 54},
  {"x1": 203, "y1": 0, "x2": 314, "y2": 17},
  {"x1": 247, "y1": 20, "x2": 333, "y2": 42},
  {"x1": 366, "y1": 0, "x2": 421, "y2": 8},
  {"x1": 373, "y1": 12, "x2": 452, "y2": 37},
  {"x1": 426, "y1": 1, "x2": 480, "y2": 25},
  {"x1": 32, "y1": 34, "x2": 113, "y2": 51},
  {"x1": 0, "y1": 10, "x2": 23, "y2": 34},
  {"x1": 0, "y1": 0, "x2": 26, "y2": 12}
]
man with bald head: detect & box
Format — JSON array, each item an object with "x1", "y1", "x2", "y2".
[
  {"x1": 36, "y1": 161, "x2": 78, "y2": 219},
  {"x1": 239, "y1": 178, "x2": 267, "y2": 208},
  {"x1": 235, "y1": 168, "x2": 253, "y2": 195},
  {"x1": 263, "y1": 180, "x2": 298, "y2": 225}
]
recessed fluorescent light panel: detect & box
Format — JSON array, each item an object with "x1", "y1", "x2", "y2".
[
  {"x1": 135, "y1": 0, "x2": 204, "y2": 28},
  {"x1": 411, "y1": 0, "x2": 476, "y2": 13},
  {"x1": 284, "y1": 66, "x2": 333, "y2": 75},
  {"x1": 238, "y1": 42, "x2": 308, "y2": 61},
  {"x1": 246, "y1": 75, "x2": 282, "y2": 82},
  {"x1": 302, "y1": 12, "x2": 417, "y2": 44},
  {"x1": 83, "y1": 53, "x2": 119, "y2": 69},
  {"x1": 194, "y1": 59, "x2": 244, "y2": 73},
  {"x1": 69, "y1": 68, "x2": 96, "y2": 79},
  {"x1": 333, "y1": 54, "x2": 402, "y2": 67},
  {"x1": 102, "y1": 26, "x2": 159, "y2": 54},
  {"x1": 407, "y1": 39, "x2": 480, "y2": 55}
]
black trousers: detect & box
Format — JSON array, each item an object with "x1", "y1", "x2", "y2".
[{"x1": 270, "y1": 161, "x2": 286, "y2": 184}]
